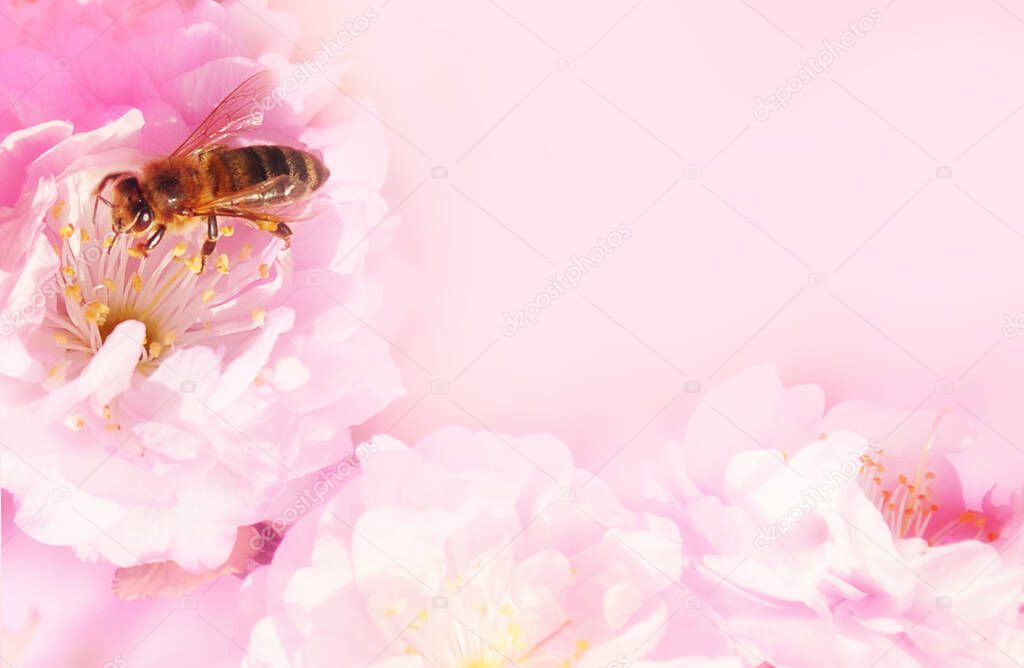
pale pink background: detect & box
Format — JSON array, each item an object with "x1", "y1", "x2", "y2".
[
  {"x1": 305, "y1": 0, "x2": 1024, "y2": 481},
  {"x1": 9, "y1": 0, "x2": 1024, "y2": 664}
]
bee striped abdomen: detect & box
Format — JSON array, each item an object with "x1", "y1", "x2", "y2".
[{"x1": 206, "y1": 146, "x2": 330, "y2": 206}]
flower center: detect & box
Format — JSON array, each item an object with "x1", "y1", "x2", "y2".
[
  {"x1": 43, "y1": 201, "x2": 275, "y2": 381},
  {"x1": 857, "y1": 412, "x2": 998, "y2": 546},
  {"x1": 394, "y1": 566, "x2": 581, "y2": 667}
]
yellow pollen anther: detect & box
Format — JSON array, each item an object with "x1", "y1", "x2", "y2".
[
  {"x1": 162, "y1": 332, "x2": 176, "y2": 346},
  {"x1": 102, "y1": 236, "x2": 114, "y2": 250},
  {"x1": 102, "y1": 279, "x2": 116, "y2": 291},
  {"x1": 58, "y1": 224, "x2": 74, "y2": 239},
  {"x1": 79, "y1": 228, "x2": 90, "y2": 242},
  {"x1": 62, "y1": 266, "x2": 76, "y2": 278},
  {"x1": 240, "y1": 242, "x2": 253, "y2": 261},
  {"x1": 130, "y1": 273, "x2": 143, "y2": 291},
  {"x1": 172, "y1": 242, "x2": 188, "y2": 258},
  {"x1": 102, "y1": 405, "x2": 112, "y2": 420},
  {"x1": 67, "y1": 415, "x2": 86, "y2": 430},
  {"x1": 64, "y1": 284, "x2": 82, "y2": 302},
  {"x1": 201, "y1": 289, "x2": 215, "y2": 304},
  {"x1": 148, "y1": 341, "x2": 163, "y2": 358},
  {"x1": 258, "y1": 263, "x2": 269, "y2": 279},
  {"x1": 105, "y1": 423, "x2": 122, "y2": 432},
  {"x1": 184, "y1": 255, "x2": 203, "y2": 273},
  {"x1": 898, "y1": 474, "x2": 908, "y2": 485},
  {"x1": 47, "y1": 363, "x2": 64, "y2": 380},
  {"x1": 251, "y1": 308, "x2": 266, "y2": 326},
  {"x1": 220, "y1": 225, "x2": 235, "y2": 237},
  {"x1": 127, "y1": 247, "x2": 146, "y2": 260},
  {"x1": 84, "y1": 301, "x2": 110, "y2": 325},
  {"x1": 216, "y1": 254, "x2": 230, "y2": 274},
  {"x1": 51, "y1": 201, "x2": 66, "y2": 220},
  {"x1": 53, "y1": 332, "x2": 68, "y2": 346}
]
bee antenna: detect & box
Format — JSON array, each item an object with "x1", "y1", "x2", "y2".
[
  {"x1": 93, "y1": 194, "x2": 113, "y2": 229},
  {"x1": 92, "y1": 171, "x2": 130, "y2": 228},
  {"x1": 107, "y1": 231, "x2": 120, "y2": 255}
]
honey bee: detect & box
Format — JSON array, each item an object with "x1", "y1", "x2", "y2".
[{"x1": 93, "y1": 71, "x2": 330, "y2": 271}]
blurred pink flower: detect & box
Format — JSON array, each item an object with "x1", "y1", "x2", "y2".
[
  {"x1": 0, "y1": 0, "x2": 299, "y2": 138},
  {"x1": 3, "y1": 490, "x2": 258, "y2": 668},
  {"x1": 625, "y1": 365, "x2": 1024, "y2": 667},
  {"x1": 240, "y1": 428, "x2": 741, "y2": 667},
  {"x1": 0, "y1": 0, "x2": 402, "y2": 574}
]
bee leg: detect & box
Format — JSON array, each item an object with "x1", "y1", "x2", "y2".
[
  {"x1": 270, "y1": 222, "x2": 293, "y2": 249},
  {"x1": 144, "y1": 224, "x2": 167, "y2": 252},
  {"x1": 128, "y1": 224, "x2": 166, "y2": 258},
  {"x1": 199, "y1": 215, "x2": 219, "y2": 273}
]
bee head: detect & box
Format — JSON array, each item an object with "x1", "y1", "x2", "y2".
[{"x1": 109, "y1": 176, "x2": 154, "y2": 235}]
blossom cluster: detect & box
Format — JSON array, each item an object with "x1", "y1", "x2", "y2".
[{"x1": 230, "y1": 367, "x2": 1024, "y2": 667}]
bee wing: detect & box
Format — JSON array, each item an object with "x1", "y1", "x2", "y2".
[
  {"x1": 208, "y1": 205, "x2": 318, "y2": 226},
  {"x1": 171, "y1": 71, "x2": 276, "y2": 158},
  {"x1": 191, "y1": 175, "x2": 319, "y2": 222}
]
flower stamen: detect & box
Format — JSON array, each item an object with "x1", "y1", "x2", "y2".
[
  {"x1": 43, "y1": 202, "x2": 277, "y2": 379},
  {"x1": 859, "y1": 411, "x2": 995, "y2": 545}
]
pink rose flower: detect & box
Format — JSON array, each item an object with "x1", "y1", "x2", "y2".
[
  {"x1": 627, "y1": 365, "x2": 1024, "y2": 667},
  {"x1": 0, "y1": 0, "x2": 402, "y2": 574},
  {"x1": 240, "y1": 428, "x2": 741, "y2": 667}
]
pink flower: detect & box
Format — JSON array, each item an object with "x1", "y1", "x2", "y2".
[
  {"x1": 629, "y1": 365, "x2": 1024, "y2": 667},
  {"x1": 0, "y1": 0, "x2": 299, "y2": 138},
  {"x1": 240, "y1": 428, "x2": 740, "y2": 667},
  {"x1": 2, "y1": 488, "x2": 262, "y2": 667},
  {"x1": 0, "y1": 0, "x2": 402, "y2": 573}
]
